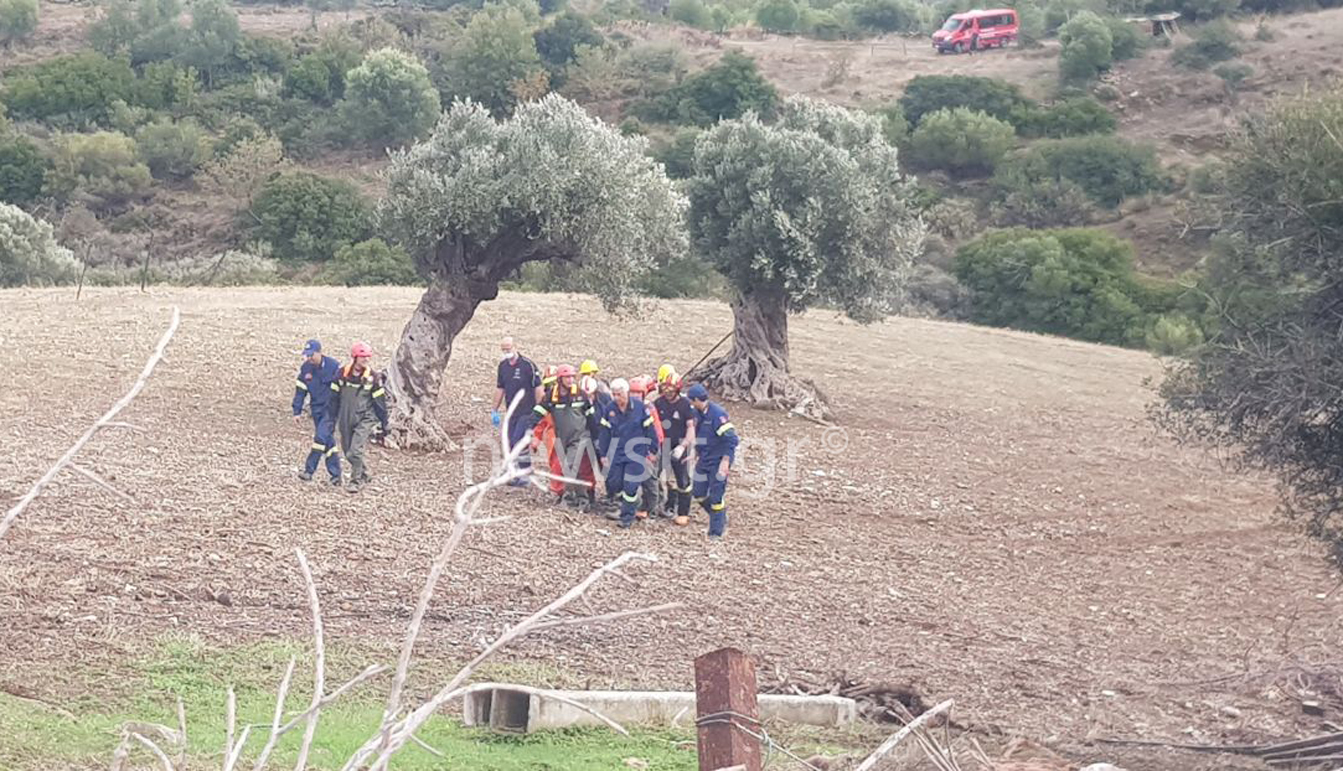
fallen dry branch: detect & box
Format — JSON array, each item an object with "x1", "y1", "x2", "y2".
[
  {"x1": 1, "y1": 306, "x2": 180, "y2": 541},
  {"x1": 855, "y1": 699, "x2": 955, "y2": 771}
]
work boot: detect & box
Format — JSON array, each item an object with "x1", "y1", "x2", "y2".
[
  {"x1": 298, "y1": 471, "x2": 313, "y2": 481},
  {"x1": 330, "y1": 477, "x2": 342, "y2": 487},
  {"x1": 347, "y1": 481, "x2": 361, "y2": 494}
]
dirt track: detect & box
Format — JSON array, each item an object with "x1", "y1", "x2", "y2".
[{"x1": 1, "y1": 287, "x2": 1341, "y2": 764}]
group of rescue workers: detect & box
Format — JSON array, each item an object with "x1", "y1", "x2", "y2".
[{"x1": 291, "y1": 335, "x2": 740, "y2": 538}]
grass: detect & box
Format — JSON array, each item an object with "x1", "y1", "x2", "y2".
[{"x1": 0, "y1": 633, "x2": 701, "y2": 770}]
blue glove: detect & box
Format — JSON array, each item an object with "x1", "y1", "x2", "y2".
[{"x1": 491, "y1": 409, "x2": 501, "y2": 427}]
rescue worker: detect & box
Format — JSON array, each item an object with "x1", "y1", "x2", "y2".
[
  {"x1": 580, "y1": 374, "x2": 610, "y2": 512},
  {"x1": 492, "y1": 336, "x2": 543, "y2": 484},
  {"x1": 628, "y1": 375, "x2": 665, "y2": 520},
  {"x1": 532, "y1": 364, "x2": 597, "y2": 508},
  {"x1": 657, "y1": 364, "x2": 677, "y2": 385},
  {"x1": 333, "y1": 342, "x2": 388, "y2": 494},
  {"x1": 654, "y1": 373, "x2": 696, "y2": 525},
  {"x1": 580, "y1": 359, "x2": 610, "y2": 409},
  {"x1": 597, "y1": 378, "x2": 658, "y2": 529},
  {"x1": 687, "y1": 383, "x2": 738, "y2": 539},
  {"x1": 292, "y1": 339, "x2": 342, "y2": 486}
]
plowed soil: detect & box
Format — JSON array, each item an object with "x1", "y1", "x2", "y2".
[{"x1": 2, "y1": 288, "x2": 1341, "y2": 768}]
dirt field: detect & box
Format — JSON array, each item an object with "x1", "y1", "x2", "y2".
[{"x1": 1, "y1": 287, "x2": 1340, "y2": 767}]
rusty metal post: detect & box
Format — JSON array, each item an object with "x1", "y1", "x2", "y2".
[{"x1": 694, "y1": 647, "x2": 762, "y2": 771}]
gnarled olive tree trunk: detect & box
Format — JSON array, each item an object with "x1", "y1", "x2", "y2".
[
  {"x1": 690, "y1": 287, "x2": 831, "y2": 420},
  {"x1": 384, "y1": 234, "x2": 564, "y2": 450}
]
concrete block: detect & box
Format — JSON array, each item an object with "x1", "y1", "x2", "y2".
[{"x1": 462, "y1": 685, "x2": 857, "y2": 733}]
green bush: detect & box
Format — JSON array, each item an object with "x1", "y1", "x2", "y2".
[
  {"x1": 1106, "y1": 16, "x2": 1145, "y2": 60},
  {"x1": 639, "y1": 253, "x2": 727, "y2": 299},
  {"x1": 178, "y1": 0, "x2": 241, "y2": 87},
  {"x1": 990, "y1": 176, "x2": 1096, "y2": 228},
  {"x1": 650, "y1": 127, "x2": 700, "y2": 179},
  {"x1": 285, "y1": 36, "x2": 364, "y2": 104},
  {"x1": 644, "y1": 51, "x2": 778, "y2": 127},
  {"x1": 47, "y1": 131, "x2": 152, "y2": 212},
  {"x1": 1171, "y1": 20, "x2": 1241, "y2": 69},
  {"x1": 1214, "y1": 61, "x2": 1253, "y2": 90},
  {"x1": 136, "y1": 119, "x2": 211, "y2": 179},
  {"x1": 851, "y1": 0, "x2": 919, "y2": 33},
  {"x1": 906, "y1": 107, "x2": 1016, "y2": 176},
  {"x1": 898, "y1": 74, "x2": 1033, "y2": 128},
  {"x1": 1058, "y1": 11, "x2": 1113, "y2": 83},
  {"x1": 0, "y1": 135, "x2": 49, "y2": 207},
  {"x1": 870, "y1": 101, "x2": 908, "y2": 145},
  {"x1": 135, "y1": 61, "x2": 199, "y2": 113},
  {"x1": 954, "y1": 227, "x2": 1174, "y2": 347},
  {"x1": 0, "y1": 202, "x2": 79, "y2": 287},
  {"x1": 251, "y1": 171, "x2": 372, "y2": 262},
  {"x1": 339, "y1": 48, "x2": 441, "y2": 150},
  {"x1": 438, "y1": 4, "x2": 544, "y2": 117},
  {"x1": 0, "y1": 0, "x2": 39, "y2": 43},
  {"x1": 534, "y1": 11, "x2": 603, "y2": 75},
  {"x1": 756, "y1": 0, "x2": 801, "y2": 31},
  {"x1": 1145, "y1": 311, "x2": 1204, "y2": 354},
  {"x1": 1168, "y1": 0, "x2": 1240, "y2": 22},
  {"x1": 323, "y1": 238, "x2": 420, "y2": 285},
  {"x1": 1023, "y1": 97, "x2": 1116, "y2": 138},
  {"x1": 668, "y1": 0, "x2": 712, "y2": 28},
  {"x1": 993, "y1": 135, "x2": 1163, "y2": 208},
  {"x1": 1, "y1": 53, "x2": 136, "y2": 127},
  {"x1": 89, "y1": 0, "x2": 186, "y2": 65}
]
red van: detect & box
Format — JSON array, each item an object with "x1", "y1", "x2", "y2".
[{"x1": 933, "y1": 8, "x2": 1019, "y2": 53}]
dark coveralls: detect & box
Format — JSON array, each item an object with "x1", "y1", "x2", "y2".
[
  {"x1": 691, "y1": 401, "x2": 739, "y2": 537},
  {"x1": 332, "y1": 364, "x2": 388, "y2": 484},
  {"x1": 532, "y1": 383, "x2": 596, "y2": 501},
  {"x1": 598, "y1": 396, "x2": 658, "y2": 527},
  {"x1": 293, "y1": 355, "x2": 343, "y2": 481},
  {"x1": 654, "y1": 393, "x2": 695, "y2": 518},
  {"x1": 498, "y1": 355, "x2": 541, "y2": 468}
]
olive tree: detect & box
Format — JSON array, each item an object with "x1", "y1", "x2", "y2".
[
  {"x1": 685, "y1": 96, "x2": 925, "y2": 417},
  {"x1": 0, "y1": 203, "x2": 79, "y2": 287},
  {"x1": 1158, "y1": 87, "x2": 1343, "y2": 554},
  {"x1": 377, "y1": 94, "x2": 686, "y2": 447}
]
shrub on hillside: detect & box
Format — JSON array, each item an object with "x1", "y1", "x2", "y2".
[
  {"x1": 534, "y1": 11, "x2": 603, "y2": 76},
  {"x1": 0, "y1": 53, "x2": 136, "y2": 127},
  {"x1": 1058, "y1": 11, "x2": 1113, "y2": 83},
  {"x1": 990, "y1": 176, "x2": 1096, "y2": 228},
  {"x1": 1214, "y1": 61, "x2": 1254, "y2": 92},
  {"x1": 136, "y1": 119, "x2": 211, "y2": 179},
  {"x1": 135, "y1": 61, "x2": 199, "y2": 113},
  {"x1": 871, "y1": 101, "x2": 909, "y2": 145},
  {"x1": 1106, "y1": 16, "x2": 1145, "y2": 60},
  {"x1": 851, "y1": 0, "x2": 920, "y2": 33},
  {"x1": 1022, "y1": 97, "x2": 1117, "y2": 138},
  {"x1": 954, "y1": 227, "x2": 1176, "y2": 347},
  {"x1": 438, "y1": 4, "x2": 545, "y2": 116},
  {"x1": 898, "y1": 74, "x2": 1033, "y2": 128},
  {"x1": 339, "y1": 48, "x2": 441, "y2": 150},
  {"x1": 1168, "y1": 0, "x2": 1241, "y2": 22},
  {"x1": 756, "y1": 0, "x2": 801, "y2": 32},
  {"x1": 285, "y1": 34, "x2": 362, "y2": 104},
  {"x1": 1171, "y1": 20, "x2": 1242, "y2": 69},
  {"x1": 642, "y1": 51, "x2": 778, "y2": 127},
  {"x1": 0, "y1": 134, "x2": 49, "y2": 207},
  {"x1": 1146, "y1": 311, "x2": 1204, "y2": 354},
  {"x1": 89, "y1": 0, "x2": 186, "y2": 65},
  {"x1": 906, "y1": 107, "x2": 1016, "y2": 176},
  {"x1": 993, "y1": 135, "x2": 1164, "y2": 208},
  {"x1": 651, "y1": 127, "x2": 700, "y2": 180},
  {"x1": 0, "y1": 0, "x2": 39, "y2": 43},
  {"x1": 323, "y1": 238, "x2": 420, "y2": 286},
  {"x1": 251, "y1": 171, "x2": 371, "y2": 262},
  {"x1": 0, "y1": 202, "x2": 79, "y2": 287},
  {"x1": 178, "y1": 0, "x2": 241, "y2": 87},
  {"x1": 47, "y1": 131, "x2": 152, "y2": 212},
  {"x1": 668, "y1": 0, "x2": 712, "y2": 28}
]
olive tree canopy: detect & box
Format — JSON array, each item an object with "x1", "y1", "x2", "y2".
[
  {"x1": 377, "y1": 94, "x2": 687, "y2": 447},
  {"x1": 685, "y1": 95, "x2": 925, "y2": 418}
]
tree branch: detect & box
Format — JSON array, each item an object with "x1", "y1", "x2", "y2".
[
  {"x1": 1, "y1": 306, "x2": 180, "y2": 541},
  {"x1": 294, "y1": 550, "x2": 325, "y2": 771}
]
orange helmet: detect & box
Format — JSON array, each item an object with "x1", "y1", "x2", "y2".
[
  {"x1": 557, "y1": 364, "x2": 577, "y2": 378},
  {"x1": 350, "y1": 342, "x2": 373, "y2": 358},
  {"x1": 629, "y1": 375, "x2": 655, "y2": 396}
]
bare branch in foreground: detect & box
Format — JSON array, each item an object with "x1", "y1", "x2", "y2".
[
  {"x1": 854, "y1": 699, "x2": 955, "y2": 771},
  {"x1": 294, "y1": 549, "x2": 325, "y2": 771},
  {"x1": 68, "y1": 463, "x2": 134, "y2": 503},
  {"x1": 250, "y1": 657, "x2": 298, "y2": 771},
  {"x1": 1, "y1": 306, "x2": 180, "y2": 541}
]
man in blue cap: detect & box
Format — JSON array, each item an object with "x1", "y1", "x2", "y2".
[
  {"x1": 292, "y1": 339, "x2": 343, "y2": 485},
  {"x1": 687, "y1": 383, "x2": 739, "y2": 539}
]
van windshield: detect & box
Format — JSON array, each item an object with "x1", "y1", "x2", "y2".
[{"x1": 941, "y1": 17, "x2": 963, "y2": 30}]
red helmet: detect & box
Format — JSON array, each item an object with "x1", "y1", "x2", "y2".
[
  {"x1": 629, "y1": 375, "x2": 655, "y2": 396},
  {"x1": 557, "y1": 364, "x2": 576, "y2": 378},
  {"x1": 662, "y1": 373, "x2": 683, "y2": 392},
  {"x1": 350, "y1": 342, "x2": 373, "y2": 358}
]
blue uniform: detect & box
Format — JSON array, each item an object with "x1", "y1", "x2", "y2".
[
  {"x1": 598, "y1": 396, "x2": 658, "y2": 527},
  {"x1": 691, "y1": 401, "x2": 738, "y2": 537},
  {"x1": 498, "y1": 355, "x2": 541, "y2": 468},
  {"x1": 293, "y1": 355, "x2": 343, "y2": 480}
]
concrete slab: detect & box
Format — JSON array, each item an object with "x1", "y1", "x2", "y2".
[{"x1": 462, "y1": 685, "x2": 857, "y2": 733}]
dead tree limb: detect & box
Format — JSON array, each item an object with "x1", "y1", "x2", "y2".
[
  {"x1": 294, "y1": 549, "x2": 325, "y2": 771},
  {"x1": 855, "y1": 699, "x2": 955, "y2": 771},
  {"x1": 1, "y1": 306, "x2": 180, "y2": 541}
]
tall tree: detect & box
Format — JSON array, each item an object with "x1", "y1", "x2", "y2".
[
  {"x1": 1157, "y1": 87, "x2": 1343, "y2": 553},
  {"x1": 377, "y1": 95, "x2": 686, "y2": 447},
  {"x1": 179, "y1": 0, "x2": 240, "y2": 87},
  {"x1": 339, "y1": 47, "x2": 441, "y2": 150},
  {"x1": 685, "y1": 96, "x2": 924, "y2": 418}
]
